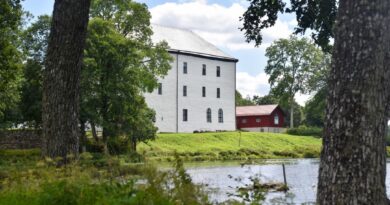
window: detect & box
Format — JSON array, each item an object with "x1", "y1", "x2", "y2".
[
  {"x1": 202, "y1": 86, "x2": 206, "y2": 97},
  {"x1": 242, "y1": 118, "x2": 247, "y2": 123},
  {"x1": 207, "y1": 108, "x2": 212, "y2": 123},
  {"x1": 158, "y1": 83, "x2": 162, "y2": 95},
  {"x1": 216, "y1": 66, "x2": 221, "y2": 77},
  {"x1": 217, "y1": 88, "x2": 220, "y2": 98},
  {"x1": 274, "y1": 115, "x2": 279, "y2": 125},
  {"x1": 183, "y1": 109, "x2": 188, "y2": 122},
  {"x1": 183, "y1": 85, "x2": 187, "y2": 97},
  {"x1": 256, "y1": 118, "x2": 261, "y2": 123},
  {"x1": 218, "y1": 109, "x2": 223, "y2": 123},
  {"x1": 183, "y1": 62, "x2": 187, "y2": 74},
  {"x1": 202, "y1": 64, "x2": 206, "y2": 75}
]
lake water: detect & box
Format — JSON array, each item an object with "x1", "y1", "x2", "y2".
[{"x1": 184, "y1": 159, "x2": 390, "y2": 204}]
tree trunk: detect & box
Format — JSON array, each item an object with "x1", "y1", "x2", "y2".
[
  {"x1": 80, "y1": 120, "x2": 87, "y2": 153},
  {"x1": 42, "y1": 0, "x2": 91, "y2": 161},
  {"x1": 290, "y1": 96, "x2": 294, "y2": 128},
  {"x1": 317, "y1": 0, "x2": 390, "y2": 204},
  {"x1": 102, "y1": 128, "x2": 109, "y2": 155},
  {"x1": 131, "y1": 137, "x2": 137, "y2": 152},
  {"x1": 90, "y1": 121, "x2": 99, "y2": 142}
]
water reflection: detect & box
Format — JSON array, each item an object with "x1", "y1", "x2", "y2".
[{"x1": 184, "y1": 159, "x2": 324, "y2": 204}]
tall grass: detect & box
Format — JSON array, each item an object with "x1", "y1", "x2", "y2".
[{"x1": 0, "y1": 151, "x2": 212, "y2": 205}]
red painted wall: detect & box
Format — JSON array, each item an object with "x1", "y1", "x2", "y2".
[{"x1": 236, "y1": 107, "x2": 284, "y2": 129}]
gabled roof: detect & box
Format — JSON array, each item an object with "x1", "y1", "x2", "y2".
[
  {"x1": 151, "y1": 24, "x2": 238, "y2": 62},
  {"x1": 236, "y1": 104, "x2": 281, "y2": 117}
]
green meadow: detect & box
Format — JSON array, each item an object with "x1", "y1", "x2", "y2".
[{"x1": 138, "y1": 132, "x2": 322, "y2": 161}]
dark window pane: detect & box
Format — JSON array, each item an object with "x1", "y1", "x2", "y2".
[
  {"x1": 183, "y1": 85, "x2": 187, "y2": 97},
  {"x1": 183, "y1": 62, "x2": 187, "y2": 74},
  {"x1": 218, "y1": 109, "x2": 223, "y2": 123},
  {"x1": 183, "y1": 109, "x2": 188, "y2": 122},
  {"x1": 207, "y1": 108, "x2": 212, "y2": 123},
  {"x1": 217, "y1": 88, "x2": 220, "y2": 98},
  {"x1": 202, "y1": 86, "x2": 206, "y2": 97},
  {"x1": 217, "y1": 66, "x2": 220, "y2": 77},
  {"x1": 202, "y1": 64, "x2": 206, "y2": 75}
]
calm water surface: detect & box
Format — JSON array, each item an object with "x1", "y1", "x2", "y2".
[{"x1": 183, "y1": 159, "x2": 390, "y2": 204}]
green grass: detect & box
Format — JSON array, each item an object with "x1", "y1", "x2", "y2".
[{"x1": 138, "y1": 132, "x2": 322, "y2": 161}]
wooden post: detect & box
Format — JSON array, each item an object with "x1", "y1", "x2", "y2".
[{"x1": 282, "y1": 164, "x2": 287, "y2": 186}]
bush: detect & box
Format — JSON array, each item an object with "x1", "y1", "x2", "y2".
[
  {"x1": 107, "y1": 137, "x2": 131, "y2": 155},
  {"x1": 0, "y1": 153, "x2": 212, "y2": 205},
  {"x1": 287, "y1": 125, "x2": 323, "y2": 137}
]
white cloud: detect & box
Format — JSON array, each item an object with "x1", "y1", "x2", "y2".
[
  {"x1": 236, "y1": 72, "x2": 269, "y2": 98},
  {"x1": 149, "y1": 0, "x2": 294, "y2": 51}
]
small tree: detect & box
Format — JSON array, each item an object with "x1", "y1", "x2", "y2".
[
  {"x1": 128, "y1": 106, "x2": 157, "y2": 152},
  {"x1": 81, "y1": 0, "x2": 172, "y2": 154},
  {"x1": 265, "y1": 36, "x2": 324, "y2": 128}
]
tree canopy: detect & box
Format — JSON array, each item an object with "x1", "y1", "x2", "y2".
[
  {"x1": 18, "y1": 15, "x2": 51, "y2": 128},
  {"x1": 240, "y1": 0, "x2": 337, "y2": 52},
  {"x1": 235, "y1": 90, "x2": 254, "y2": 106},
  {"x1": 0, "y1": 0, "x2": 23, "y2": 121}
]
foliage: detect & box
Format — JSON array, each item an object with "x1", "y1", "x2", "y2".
[
  {"x1": 286, "y1": 125, "x2": 323, "y2": 138},
  {"x1": 240, "y1": 0, "x2": 337, "y2": 52},
  {"x1": 17, "y1": 15, "x2": 51, "y2": 128},
  {"x1": 138, "y1": 132, "x2": 322, "y2": 161},
  {"x1": 0, "y1": 0, "x2": 23, "y2": 121},
  {"x1": 304, "y1": 87, "x2": 327, "y2": 127},
  {"x1": 81, "y1": 0, "x2": 172, "y2": 153},
  {"x1": 235, "y1": 90, "x2": 254, "y2": 106},
  {"x1": 252, "y1": 94, "x2": 278, "y2": 105}
]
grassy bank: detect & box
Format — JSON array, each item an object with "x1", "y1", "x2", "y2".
[
  {"x1": 138, "y1": 132, "x2": 322, "y2": 161},
  {"x1": 0, "y1": 150, "x2": 215, "y2": 205}
]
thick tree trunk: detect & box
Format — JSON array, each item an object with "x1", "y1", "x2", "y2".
[
  {"x1": 42, "y1": 0, "x2": 91, "y2": 161},
  {"x1": 317, "y1": 0, "x2": 390, "y2": 204}
]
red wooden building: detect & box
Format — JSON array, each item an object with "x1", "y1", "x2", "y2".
[{"x1": 236, "y1": 104, "x2": 286, "y2": 133}]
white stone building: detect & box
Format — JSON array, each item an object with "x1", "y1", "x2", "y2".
[{"x1": 144, "y1": 25, "x2": 238, "y2": 133}]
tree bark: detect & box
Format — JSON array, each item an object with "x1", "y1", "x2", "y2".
[
  {"x1": 42, "y1": 0, "x2": 91, "y2": 161},
  {"x1": 317, "y1": 0, "x2": 390, "y2": 204},
  {"x1": 290, "y1": 96, "x2": 294, "y2": 128}
]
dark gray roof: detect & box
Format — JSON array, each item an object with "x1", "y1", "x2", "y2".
[{"x1": 152, "y1": 24, "x2": 237, "y2": 62}]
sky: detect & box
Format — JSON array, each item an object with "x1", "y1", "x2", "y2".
[{"x1": 21, "y1": 0, "x2": 311, "y2": 105}]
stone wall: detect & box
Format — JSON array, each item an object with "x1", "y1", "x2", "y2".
[{"x1": 0, "y1": 130, "x2": 41, "y2": 149}]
